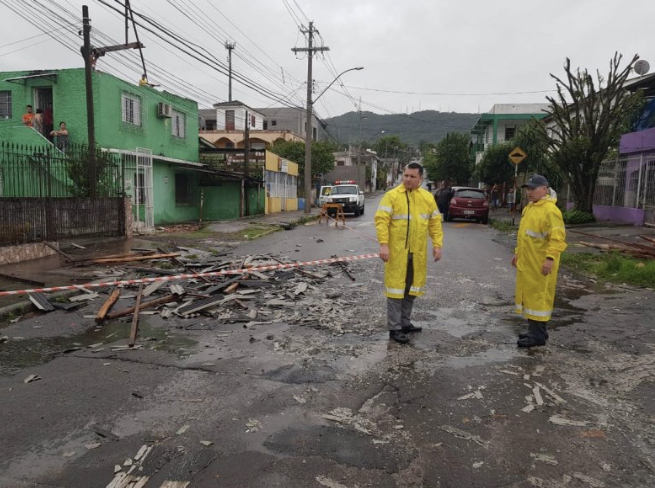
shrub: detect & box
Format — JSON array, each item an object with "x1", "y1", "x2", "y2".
[{"x1": 562, "y1": 210, "x2": 596, "y2": 225}]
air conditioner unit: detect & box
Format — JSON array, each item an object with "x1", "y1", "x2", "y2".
[{"x1": 157, "y1": 102, "x2": 172, "y2": 118}]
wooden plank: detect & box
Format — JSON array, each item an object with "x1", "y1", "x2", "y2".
[
  {"x1": 639, "y1": 235, "x2": 655, "y2": 245},
  {"x1": 159, "y1": 482, "x2": 190, "y2": 488},
  {"x1": 43, "y1": 241, "x2": 75, "y2": 262},
  {"x1": 106, "y1": 294, "x2": 175, "y2": 320},
  {"x1": 95, "y1": 288, "x2": 121, "y2": 322},
  {"x1": 129, "y1": 284, "x2": 144, "y2": 347},
  {"x1": 80, "y1": 253, "x2": 180, "y2": 265}
]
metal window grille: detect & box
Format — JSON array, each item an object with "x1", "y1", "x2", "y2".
[
  {"x1": 172, "y1": 110, "x2": 186, "y2": 138},
  {"x1": 594, "y1": 152, "x2": 655, "y2": 212},
  {"x1": 0, "y1": 91, "x2": 11, "y2": 119},
  {"x1": 121, "y1": 92, "x2": 141, "y2": 126}
]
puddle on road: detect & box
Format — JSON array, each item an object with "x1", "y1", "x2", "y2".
[
  {"x1": 442, "y1": 346, "x2": 518, "y2": 369},
  {"x1": 0, "y1": 320, "x2": 196, "y2": 376}
]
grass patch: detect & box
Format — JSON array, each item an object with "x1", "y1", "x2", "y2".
[
  {"x1": 489, "y1": 218, "x2": 518, "y2": 232},
  {"x1": 561, "y1": 252, "x2": 655, "y2": 288},
  {"x1": 242, "y1": 224, "x2": 281, "y2": 240}
]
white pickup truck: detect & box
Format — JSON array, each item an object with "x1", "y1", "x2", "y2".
[{"x1": 320, "y1": 180, "x2": 365, "y2": 216}]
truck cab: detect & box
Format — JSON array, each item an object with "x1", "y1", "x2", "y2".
[{"x1": 324, "y1": 180, "x2": 365, "y2": 216}]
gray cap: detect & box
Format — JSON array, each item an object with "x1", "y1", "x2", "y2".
[{"x1": 522, "y1": 174, "x2": 549, "y2": 188}]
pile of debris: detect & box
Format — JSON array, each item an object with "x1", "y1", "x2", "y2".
[
  {"x1": 579, "y1": 234, "x2": 655, "y2": 259},
  {"x1": 26, "y1": 247, "x2": 373, "y2": 344}
]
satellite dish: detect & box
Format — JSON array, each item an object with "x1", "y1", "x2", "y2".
[{"x1": 635, "y1": 59, "x2": 650, "y2": 76}]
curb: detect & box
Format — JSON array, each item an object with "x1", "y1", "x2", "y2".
[{"x1": 0, "y1": 288, "x2": 80, "y2": 324}]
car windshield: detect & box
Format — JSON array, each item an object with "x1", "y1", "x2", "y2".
[
  {"x1": 333, "y1": 186, "x2": 357, "y2": 195},
  {"x1": 455, "y1": 189, "x2": 486, "y2": 199}
]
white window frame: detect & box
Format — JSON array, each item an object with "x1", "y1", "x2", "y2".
[
  {"x1": 172, "y1": 109, "x2": 186, "y2": 138},
  {"x1": 0, "y1": 90, "x2": 11, "y2": 119},
  {"x1": 121, "y1": 92, "x2": 141, "y2": 126}
]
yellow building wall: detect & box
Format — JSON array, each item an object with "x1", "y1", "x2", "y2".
[{"x1": 264, "y1": 151, "x2": 299, "y2": 214}]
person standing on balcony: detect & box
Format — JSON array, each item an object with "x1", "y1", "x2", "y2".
[
  {"x1": 375, "y1": 162, "x2": 444, "y2": 344},
  {"x1": 512, "y1": 175, "x2": 567, "y2": 348},
  {"x1": 50, "y1": 122, "x2": 69, "y2": 152},
  {"x1": 22, "y1": 105, "x2": 34, "y2": 127},
  {"x1": 44, "y1": 104, "x2": 54, "y2": 140},
  {"x1": 33, "y1": 109, "x2": 44, "y2": 135}
]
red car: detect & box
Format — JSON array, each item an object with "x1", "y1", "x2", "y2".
[{"x1": 445, "y1": 186, "x2": 489, "y2": 224}]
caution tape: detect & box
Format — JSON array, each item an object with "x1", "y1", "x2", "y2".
[{"x1": 0, "y1": 253, "x2": 381, "y2": 297}]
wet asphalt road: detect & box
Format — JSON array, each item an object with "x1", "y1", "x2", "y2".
[{"x1": 1, "y1": 193, "x2": 655, "y2": 487}]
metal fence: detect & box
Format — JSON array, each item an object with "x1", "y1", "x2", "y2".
[
  {"x1": 0, "y1": 141, "x2": 127, "y2": 246},
  {"x1": 594, "y1": 151, "x2": 655, "y2": 225},
  {"x1": 594, "y1": 152, "x2": 655, "y2": 207}
]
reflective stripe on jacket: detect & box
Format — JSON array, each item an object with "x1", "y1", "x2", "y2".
[
  {"x1": 515, "y1": 196, "x2": 567, "y2": 321},
  {"x1": 375, "y1": 184, "x2": 443, "y2": 299}
]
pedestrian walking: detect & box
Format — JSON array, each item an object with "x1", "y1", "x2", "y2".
[
  {"x1": 491, "y1": 183, "x2": 500, "y2": 210},
  {"x1": 375, "y1": 162, "x2": 444, "y2": 344},
  {"x1": 507, "y1": 188, "x2": 516, "y2": 214},
  {"x1": 512, "y1": 175, "x2": 567, "y2": 348}
]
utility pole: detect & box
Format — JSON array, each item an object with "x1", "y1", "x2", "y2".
[
  {"x1": 81, "y1": 4, "x2": 144, "y2": 196},
  {"x1": 225, "y1": 41, "x2": 236, "y2": 102},
  {"x1": 82, "y1": 6, "x2": 96, "y2": 197},
  {"x1": 292, "y1": 22, "x2": 329, "y2": 213},
  {"x1": 243, "y1": 110, "x2": 250, "y2": 217}
]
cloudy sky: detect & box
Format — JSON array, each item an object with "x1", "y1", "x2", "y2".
[{"x1": 0, "y1": 0, "x2": 653, "y2": 118}]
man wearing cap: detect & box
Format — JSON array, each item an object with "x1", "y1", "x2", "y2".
[
  {"x1": 375, "y1": 162, "x2": 443, "y2": 344},
  {"x1": 512, "y1": 175, "x2": 567, "y2": 347}
]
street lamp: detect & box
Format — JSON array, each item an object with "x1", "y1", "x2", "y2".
[{"x1": 302, "y1": 66, "x2": 363, "y2": 213}]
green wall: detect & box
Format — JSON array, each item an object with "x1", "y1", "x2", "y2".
[
  {"x1": 0, "y1": 69, "x2": 199, "y2": 162},
  {"x1": 203, "y1": 183, "x2": 241, "y2": 220},
  {"x1": 151, "y1": 163, "x2": 201, "y2": 224}
]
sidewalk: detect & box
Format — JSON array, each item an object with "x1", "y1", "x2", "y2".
[
  {"x1": 488, "y1": 206, "x2": 655, "y2": 251},
  {"x1": 205, "y1": 208, "x2": 318, "y2": 233}
]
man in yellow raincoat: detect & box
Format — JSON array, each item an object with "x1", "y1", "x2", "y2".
[
  {"x1": 512, "y1": 174, "x2": 567, "y2": 347},
  {"x1": 375, "y1": 163, "x2": 443, "y2": 344}
]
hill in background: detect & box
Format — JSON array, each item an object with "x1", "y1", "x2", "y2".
[{"x1": 323, "y1": 110, "x2": 480, "y2": 147}]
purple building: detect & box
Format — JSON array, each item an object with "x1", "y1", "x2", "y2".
[{"x1": 592, "y1": 73, "x2": 655, "y2": 226}]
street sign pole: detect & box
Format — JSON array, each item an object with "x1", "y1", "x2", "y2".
[{"x1": 508, "y1": 147, "x2": 527, "y2": 226}]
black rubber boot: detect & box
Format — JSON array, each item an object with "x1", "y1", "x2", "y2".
[
  {"x1": 389, "y1": 330, "x2": 410, "y2": 344},
  {"x1": 517, "y1": 320, "x2": 548, "y2": 347},
  {"x1": 402, "y1": 324, "x2": 423, "y2": 333}
]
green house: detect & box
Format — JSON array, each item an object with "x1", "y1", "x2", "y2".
[{"x1": 0, "y1": 68, "x2": 232, "y2": 227}]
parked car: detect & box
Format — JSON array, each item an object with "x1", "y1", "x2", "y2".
[{"x1": 445, "y1": 186, "x2": 489, "y2": 224}]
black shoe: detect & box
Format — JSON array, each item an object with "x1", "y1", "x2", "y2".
[
  {"x1": 402, "y1": 324, "x2": 423, "y2": 333},
  {"x1": 519, "y1": 331, "x2": 549, "y2": 340},
  {"x1": 517, "y1": 336, "x2": 547, "y2": 348},
  {"x1": 389, "y1": 330, "x2": 410, "y2": 344}
]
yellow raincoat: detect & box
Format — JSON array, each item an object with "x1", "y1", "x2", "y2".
[
  {"x1": 515, "y1": 196, "x2": 567, "y2": 321},
  {"x1": 375, "y1": 184, "x2": 443, "y2": 299}
]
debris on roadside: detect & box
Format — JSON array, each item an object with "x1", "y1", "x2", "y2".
[
  {"x1": 530, "y1": 452, "x2": 558, "y2": 466},
  {"x1": 439, "y1": 425, "x2": 490, "y2": 447},
  {"x1": 578, "y1": 233, "x2": 655, "y2": 259},
  {"x1": 23, "y1": 374, "x2": 41, "y2": 384},
  {"x1": 548, "y1": 415, "x2": 588, "y2": 427}
]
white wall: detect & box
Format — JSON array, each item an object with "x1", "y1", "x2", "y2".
[{"x1": 215, "y1": 107, "x2": 265, "y2": 131}]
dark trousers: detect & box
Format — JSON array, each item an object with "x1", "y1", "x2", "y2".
[{"x1": 387, "y1": 254, "x2": 415, "y2": 331}]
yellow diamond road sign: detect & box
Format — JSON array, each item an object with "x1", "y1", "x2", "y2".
[{"x1": 509, "y1": 147, "x2": 527, "y2": 165}]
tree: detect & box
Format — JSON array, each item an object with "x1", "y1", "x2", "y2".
[
  {"x1": 372, "y1": 135, "x2": 409, "y2": 162},
  {"x1": 475, "y1": 142, "x2": 516, "y2": 185},
  {"x1": 269, "y1": 139, "x2": 337, "y2": 182},
  {"x1": 534, "y1": 53, "x2": 643, "y2": 212},
  {"x1": 423, "y1": 132, "x2": 473, "y2": 185},
  {"x1": 513, "y1": 120, "x2": 565, "y2": 191}
]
